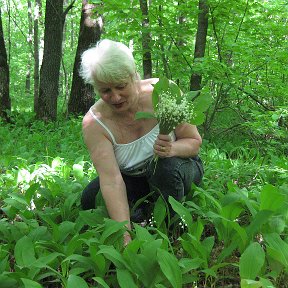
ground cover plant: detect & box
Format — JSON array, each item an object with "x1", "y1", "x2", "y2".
[{"x1": 0, "y1": 112, "x2": 288, "y2": 288}]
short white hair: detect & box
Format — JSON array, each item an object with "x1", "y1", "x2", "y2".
[{"x1": 80, "y1": 39, "x2": 138, "y2": 89}]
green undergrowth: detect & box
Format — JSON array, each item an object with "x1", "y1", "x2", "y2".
[{"x1": 0, "y1": 114, "x2": 288, "y2": 288}]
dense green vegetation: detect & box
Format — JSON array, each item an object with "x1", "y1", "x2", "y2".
[
  {"x1": 0, "y1": 111, "x2": 287, "y2": 287},
  {"x1": 1, "y1": 0, "x2": 288, "y2": 287}
]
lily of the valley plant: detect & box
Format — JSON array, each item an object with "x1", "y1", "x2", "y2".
[{"x1": 135, "y1": 76, "x2": 211, "y2": 133}]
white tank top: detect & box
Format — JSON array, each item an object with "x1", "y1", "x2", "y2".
[{"x1": 89, "y1": 108, "x2": 162, "y2": 176}]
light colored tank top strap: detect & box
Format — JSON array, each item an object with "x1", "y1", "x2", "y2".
[{"x1": 89, "y1": 108, "x2": 116, "y2": 144}]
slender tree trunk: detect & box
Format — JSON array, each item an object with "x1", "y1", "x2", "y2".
[
  {"x1": 158, "y1": 5, "x2": 170, "y2": 78},
  {"x1": 139, "y1": 0, "x2": 152, "y2": 79},
  {"x1": 26, "y1": 0, "x2": 33, "y2": 94},
  {"x1": 190, "y1": 0, "x2": 209, "y2": 91},
  {"x1": 37, "y1": 0, "x2": 64, "y2": 121},
  {"x1": 68, "y1": 1, "x2": 103, "y2": 115},
  {"x1": 0, "y1": 8, "x2": 11, "y2": 122},
  {"x1": 33, "y1": 0, "x2": 41, "y2": 113}
]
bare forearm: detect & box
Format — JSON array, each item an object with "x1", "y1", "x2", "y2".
[
  {"x1": 171, "y1": 138, "x2": 201, "y2": 158},
  {"x1": 100, "y1": 180, "x2": 131, "y2": 229}
]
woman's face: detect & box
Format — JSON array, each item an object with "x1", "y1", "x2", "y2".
[{"x1": 97, "y1": 80, "x2": 138, "y2": 112}]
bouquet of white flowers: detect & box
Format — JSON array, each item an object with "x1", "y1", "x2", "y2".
[{"x1": 136, "y1": 76, "x2": 210, "y2": 133}]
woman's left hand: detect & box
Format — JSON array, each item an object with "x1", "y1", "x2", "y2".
[{"x1": 154, "y1": 134, "x2": 173, "y2": 157}]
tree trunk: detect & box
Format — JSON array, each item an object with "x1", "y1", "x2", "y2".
[
  {"x1": 0, "y1": 8, "x2": 11, "y2": 122},
  {"x1": 190, "y1": 0, "x2": 209, "y2": 91},
  {"x1": 33, "y1": 0, "x2": 41, "y2": 113},
  {"x1": 139, "y1": 0, "x2": 152, "y2": 79},
  {"x1": 68, "y1": 0, "x2": 103, "y2": 116},
  {"x1": 36, "y1": 0, "x2": 64, "y2": 121},
  {"x1": 26, "y1": 0, "x2": 33, "y2": 94}
]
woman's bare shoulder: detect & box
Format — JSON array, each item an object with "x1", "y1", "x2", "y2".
[{"x1": 141, "y1": 78, "x2": 159, "y2": 87}]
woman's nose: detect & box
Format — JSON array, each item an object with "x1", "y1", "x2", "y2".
[{"x1": 110, "y1": 89, "x2": 121, "y2": 101}]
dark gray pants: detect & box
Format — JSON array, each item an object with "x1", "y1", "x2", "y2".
[{"x1": 81, "y1": 156, "x2": 204, "y2": 220}]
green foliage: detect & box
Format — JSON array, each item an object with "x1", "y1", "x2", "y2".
[{"x1": 1, "y1": 115, "x2": 287, "y2": 287}]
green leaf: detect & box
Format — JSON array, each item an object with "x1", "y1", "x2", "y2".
[
  {"x1": 25, "y1": 183, "x2": 40, "y2": 203},
  {"x1": 240, "y1": 279, "x2": 263, "y2": 288},
  {"x1": 168, "y1": 196, "x2": 193, "y2": 232},
  {"x1": 116, "y1": 268, "x2": 138, "y2": 288},
  {"x1": 265, "y1": 233, "x2": 288, "y2": 267},
  {"x1": 191, "y1": 91, "x2": 212, "y2": 112},
  {"x1": 92, "y1": 277, "x2": 110, "y2": 288},
  {"x1": 67, "y1": 275, "x2": 89, "y2": 288},
  {"x1": 21, "y1": 279, "x2": 42, "y2": 288},
  {"x1": 190, "y1": 111, "x2": 205, "y2": 125},
  {"x1": 178, "y1": 258, "x2": 204, "y2": 273},
  {"x1": 153, "y1": 196, "x2": 167, "y2": 228},
  {"x1": 246, "y1": 210, "x2": 273, "y2": 238},
  {"x1": 157, "y1": 248, "x2": 182, "y2": 288},
  {"x1": 135, "y1": 111, "x2": 155, "y2": 120},
  {"x1": 260, "y1": 184, "x2": 285, "y2": 212},
  {"x1": 33, "y1": 252, "x2": 64, "y2": 268},
  {"x1": 168, "y1": 80, "x2": 181, "y2": 98},
  {"x1": 0, "y1": 275, "x2": 18, "y2": 288},
  {"x1": 134, "y1": 223, "x2": 155, "y2": 242},
  {"x1": 97, "y1": 245, "x2": 128, "y2": 268},
  {"x1": 72, "y1": 164, "x2": 84, "y2": 180},
  {"x1": 100, "y1": 218, "x2": 127, "y2": 243},
  {"x1": 14, "y1": 236, "x2": 36, "y2": 267},
  {"x1": 239, "y1": 242, "x2": 265, "y2": 280}
]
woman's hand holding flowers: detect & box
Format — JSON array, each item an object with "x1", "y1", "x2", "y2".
[{"x1": 154, "y1": 134, "x2": 173, "y2": 158}]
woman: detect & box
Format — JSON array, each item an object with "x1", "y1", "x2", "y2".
[{"x1": 80, "y1": 39, "x2": 203, "y2": 244}]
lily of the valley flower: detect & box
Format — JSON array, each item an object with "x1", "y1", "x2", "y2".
[{"x1": 156, "y1": 91, "x2": 195, "y2": 134}]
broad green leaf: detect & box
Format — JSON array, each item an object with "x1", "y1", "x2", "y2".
[
  {"x1": 67, "y1": 275, "x2": 89, "y2": 288},
  {"x1": 185, "y1": 90, "x2": 201, "y2": 101},
  {"x1": 92, "y1": 277, "x2": 110, "y2": 288},
  {"x1": 157, "y1": 248, "x2": 182, "y2": 288},
  {"x1": 192, "y1": 91, "x2": 212, "y2": 112},
  {"x1": 100, "y1": 218, "x2": 127, "y2": 243},
  {"x1": 116, "y1": 268, "x2": 138, "y2": 288},
  {"x1": 240, "y1": 279, "x2": 263, "y2": 288},
  {"x1": 178, "y1": 257, "x2": 204, "y2": 273},
  {"x1": 25, "y1": 183, "x2": 40, "y2": 203},
  {"x1": 62, "y1": 254, "x2": 95, "y2": 267},
  {"x1": 153, "y1": 196, "x2": 167, "y2": 228},
  {"x1": 239, "y1": 242, "x2": 265, "y2": 280},
  {"x1": 142, "y1": 239, "x2": 163, "y2": 259},
  {"x1": 168, "y1": 196, "x2": 193, "y2": 232},
  {"x1": 168, "y1": 80, "x2": 181, "y2": 98},
  {"x1": 265, "y1": 233, "x2": 288, "y2": 267},
  {"x1": 97, "y1": 245, "x2": 128, "y2": 268},
  {"x1": 260, "y1": 184, "x2": 285, "y2": 212},
  {"x1": 135, "y1": 111, "x2": 155, "y2": 120},
  {"x1": 134, "y1": 223, "x2": 155, "y2": 242},
  {"x1": 56, "y1": 221, "x2": 76, "y2": 243},
  {"x1": 14, "y1": 236, "x2": 36, "y2": 267},
  {"x1": 79, "y1": 210, "x2": 105, "y2": 227},
  {"x1": 190, "y1": 111, "x2": 205, "y2": 125},
  {"x1": 21, "y1": 278, "x2": 42, "y2": 288},
  {"x1": 72, "y1": 164, "x2": 84, "y2": 180},
  {"x1": 33, "y1": 252, "x2": 64, "y2": 268},
  {"x1": 0, "y1": 275, "x2": 18, "y2": 288},
  {"x1": 246, "y1": 210, "x2": 273, "y2": 238}
]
